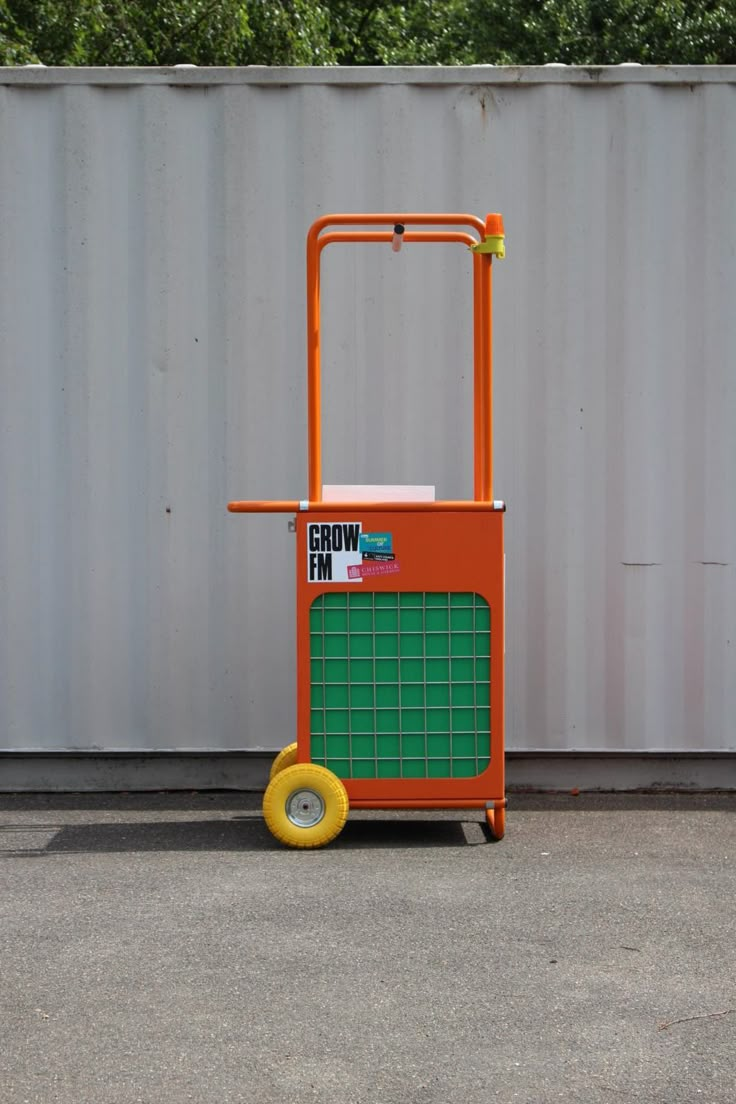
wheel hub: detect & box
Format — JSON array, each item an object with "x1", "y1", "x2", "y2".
[{"x1": 286, "y1": 788, "x2": 325, "y2": 828}]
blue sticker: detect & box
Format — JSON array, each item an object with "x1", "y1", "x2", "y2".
[{"x1": 359, "y1": 532, "x2": 392, "y2": 553}]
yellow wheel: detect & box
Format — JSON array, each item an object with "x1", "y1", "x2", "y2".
[
  {"x1": 263, "y1": 763, "x2": 349, "y2": 849},
  {"x1": 269, "y1": 742, "x2": 298, "y2": 781}
]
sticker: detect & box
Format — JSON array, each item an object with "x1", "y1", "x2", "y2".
[
  {"x1": 362, "y1": 552, "x2": 396, "y2": 562},
  {"x1": 359, "y1": 532, "x2": 392, "y2": 554},
  {"x1": 348, "y1": 560, "x2": 401, "y2": 580},
  {"x1": 307, "y1": 522, "x2": 363, "y2": 583}
]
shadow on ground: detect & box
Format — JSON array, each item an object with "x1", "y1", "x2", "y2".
[
  {"x1": 2, "y1": 792, "x2": 734, "y2": 858},
  {"x1": 1, "y1": 791, "x2": 735, "y2": 813},
  {"x1": 0, "y1": 815, "x2": 491, "y2": 856}
]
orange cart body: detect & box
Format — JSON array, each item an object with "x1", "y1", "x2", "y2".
[
  {"x1": 229, "y1": 213, "x2": 507, "y2": 845},
  {"x1": 296, "y1": 508, "x2": 505, "y2": 811}
]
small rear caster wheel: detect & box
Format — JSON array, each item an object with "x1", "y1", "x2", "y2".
[
  {"x1": 269, "y1": 742, "x2": 298, "y2": 781},
  {"x1": 486, "y1": 803, "x2": 506, "y2": 841},
  {"x1": 263, "y1": 763, "x2": 349, "y2": 849}
]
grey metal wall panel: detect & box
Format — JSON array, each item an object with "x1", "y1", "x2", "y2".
[{"x1": 1, "y1": 68, "x2": 734, "y2": 755}]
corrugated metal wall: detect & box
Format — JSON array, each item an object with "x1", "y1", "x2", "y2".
[{"x1": 1, "y1": 67, "x2": 734, "y2": 755}]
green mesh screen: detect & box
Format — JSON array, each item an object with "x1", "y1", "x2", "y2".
[{"x1": 309, "y1": 592, "x2": 490, "y2": 779}]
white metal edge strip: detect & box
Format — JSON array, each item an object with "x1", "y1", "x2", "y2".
[{"x1": 2, "y1": 65, "x2": 735, "y2": 87}]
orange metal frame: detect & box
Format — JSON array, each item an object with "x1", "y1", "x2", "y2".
[
  {"x1": 229, "y1": 213, "x2": 506, "y2": 821},
  {"x1": 295, "y1": 508, "x2": 505, "y2": 811}
]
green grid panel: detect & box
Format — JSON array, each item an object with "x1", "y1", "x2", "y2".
[{"x1": 309, "y1": 592, "x2": 491, "y2": 779}]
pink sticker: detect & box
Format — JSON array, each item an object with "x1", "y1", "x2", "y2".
[{"x1": 348, "y1": 560, "x2": 401, "y2": 579}]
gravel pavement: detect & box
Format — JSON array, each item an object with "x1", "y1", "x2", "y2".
[{"x1": 1, "y1": 792, "x2": 735, "y2": 1104}]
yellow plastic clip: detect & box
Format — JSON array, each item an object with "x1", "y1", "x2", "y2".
[{"x1": 471, "y1": 234, "x2": 506, "y2": 259}]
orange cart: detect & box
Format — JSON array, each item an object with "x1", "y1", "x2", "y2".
[{"x1": 229, "y1": 212, "x2": 507, "y2": 847}]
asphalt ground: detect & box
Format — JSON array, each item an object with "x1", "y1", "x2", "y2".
[{"x1": 1, "y1": 792, "x2": 735, "y2": 1104}]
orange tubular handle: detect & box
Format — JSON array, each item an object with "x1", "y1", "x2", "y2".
[
  {"x1": 317, "y1": 231, "x2": 478, "y2": 251},
  {"x1": 306, "y1": 213, "x2": 497, "y2": 505},
  {"x1": 308, "y1": 212, "x2": 486, "y2": 236},
  {"x1": 227, "y1": 213, "x2": 502, "y2": 516}
]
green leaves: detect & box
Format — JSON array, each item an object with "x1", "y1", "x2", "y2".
[
  {"x1": 241, "y1": 1, "x2": 335, "y2": 66},
  {"x1": 466, "y1": 0, "x2": 736, "y2": 65},
  {"x1": 326, "y1": 0, "x2": 471, "y2": 65},
  {"x1": 1, "y1": 0, "x2": 251, "y2": 65},
  {"x1": 2, "y1": 0, "x2": 735, "y2": 67}
]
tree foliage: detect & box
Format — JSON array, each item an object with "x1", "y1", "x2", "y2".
[
  {"x1": 1, "y1": 0, "x2": 735, "y2": 67},
  {"x1": 467, "y1": 0, "x2": 736, "y2": 65},
  {"x1": 1, "y1": 1, "x2": 250, "y2": 65}
]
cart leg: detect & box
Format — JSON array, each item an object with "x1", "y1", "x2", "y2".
[{"x1": 485, "y1": 800, "x2": 506, "y2": 841}]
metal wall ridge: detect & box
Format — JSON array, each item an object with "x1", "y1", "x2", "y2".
[{"x1": 2, "y1": 64, "x2": 736, "y2": 87}]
